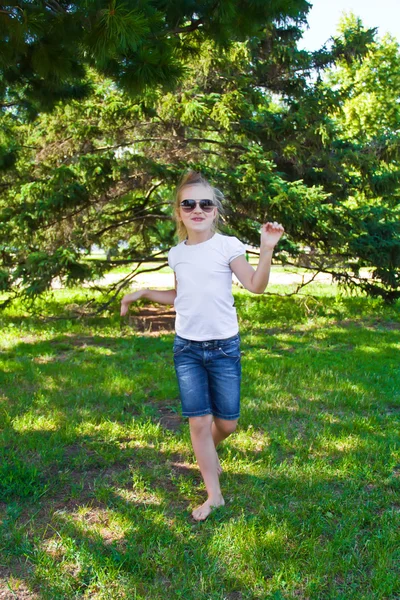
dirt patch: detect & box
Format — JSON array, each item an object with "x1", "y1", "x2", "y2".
[
  {"x1": 0, "y1": 581, "x2": 37, "y2": 600},
  {"x1": 373, "y1": 320, "x2": 400, "y2": 330},
  {"x1": 334, "y1": 318, "x2": 400, "y2": 330},
  {"x1": 157, "y1": 406, "x2": 182, "y2": 432},
  {"x1": 0, "y1": 563, "x2": 37, "y2": 600},
  {"x1": 161, "y1": 453, "x2": 201, "y2": 491},
  {"x1": 385, "y1": 405, "x2": 400, "y2": 415},
  {"x1": 392, "y1": 466, "x2": 400, "y2": 478},
  {"x1": 0, "y1": 565, "x2": 27, "y2": 581},
  {"x1": 128, "y1": 306, "x2": 175, "y2": 335},
  {"x1": 14, "y1": 336, "x2": 38, "y2": 345},
  {"x1": 51, "y1": 335, "x2": 117, "y2": 348},
  {"x1": 170, "y1": 461, "x2": 199, "y2": 478},
  {"x1": 64, "y1": 507, "x2": 126, "y2": 545},
  {"x1": 33, "y1": 352, "x2": 71, "y2": 364},
  {"x1": 159, "y1": 460, "x2": 202, "y2": 501}
]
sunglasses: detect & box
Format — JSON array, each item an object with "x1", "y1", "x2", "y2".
[{"x1": 180, "y1": 199, "x2": 215, "y2": 213}]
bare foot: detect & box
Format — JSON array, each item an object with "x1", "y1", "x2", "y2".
[
  {"x1": 192, "y1": 496, "x2": 225, "y2": 521},
  {"x1": 216, "y1": 453, "x2": 222, "y2": 476}
]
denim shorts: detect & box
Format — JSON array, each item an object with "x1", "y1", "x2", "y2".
[{"x1": 173, "y1": 333, "x2": 241, "y2": 420}]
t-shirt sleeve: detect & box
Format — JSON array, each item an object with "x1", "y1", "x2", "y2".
[
  {"x1": 168, "y1": 247, "x2": 175, "y2": 270},
  {"x1": 225, "y1": 236, "x2": 246, "y2": 263}
]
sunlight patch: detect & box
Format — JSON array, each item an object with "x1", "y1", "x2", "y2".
[{"x1": 12, "y1": 412, "x2": 60, "y2": 432}]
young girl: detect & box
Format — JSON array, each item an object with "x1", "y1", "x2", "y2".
[{"x1": 120, "y1": 171, "x2": 284, "y2": 521}]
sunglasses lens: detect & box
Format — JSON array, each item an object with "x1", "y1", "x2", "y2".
[
  {"x1": 180, "y1": 200, "x2": 196, "y2": 212},
  {"x1": 180, "y1": 200, "x2": 215, "y2": 213},
  {"x1": 200, "y1": 200, "x2": 214, "y2": 212}
]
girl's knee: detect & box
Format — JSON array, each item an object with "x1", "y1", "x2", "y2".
[
  {"x1": 189, "y1": 414, "x2": 213, "y2": 435},
  {"x1": 215, "y1": 418, "x2": 238, "y2": 436}
]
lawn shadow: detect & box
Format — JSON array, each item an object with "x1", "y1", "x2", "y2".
[
  {"x1": 1, "y1": 296, "x2": 399, "y2": 597},
  {"x1": 2, "y1": 437, "x2": 398, "y2": 598}
]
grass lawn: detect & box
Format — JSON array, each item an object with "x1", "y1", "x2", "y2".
[
  {"x1": 0, "y1": 283, "x2": 399, "y2": 599},
  {"x1": 95, "y1": 260, "x2": 329, "y2": 276}
]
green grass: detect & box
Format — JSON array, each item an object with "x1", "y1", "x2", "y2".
[
  {"x1": 0, "y1": 284, "x2": 399, "y2": 599},
  {"x1": 92, "y1": 260, "x2": 325, "y2": 275},
  {"x1": 103, "y1": 258, "x2": 261, "y2": 276},
  {"x1": 83, "y1": 256, "x2": 322, "y2": 276},
  {"x1": 104, "y1": 261, "x2": 172, "y2": 276}
]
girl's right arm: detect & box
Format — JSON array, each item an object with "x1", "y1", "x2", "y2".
[{"x1": 120, "y1": 288, "x2": 177, "y2": 316}]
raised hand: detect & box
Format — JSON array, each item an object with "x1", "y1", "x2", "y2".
[
  {"x1": 260, "y1": 222, "x2": 284, "y2": 250},
  {"x1": 120, "y1": 290, "x2": 145, "y2": 316}
]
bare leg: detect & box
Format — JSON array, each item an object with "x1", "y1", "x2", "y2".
[
  {"x1": 189, "y1": 415, "x2": 225, "y2": 521},
  {"x1": 212, "y1": 417, "x2": 238, "y2": 445},
  {"x1": 211, "y1": 417, "x2": 238, "y2": 474}
]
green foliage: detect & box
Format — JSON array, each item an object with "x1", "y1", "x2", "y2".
[
  {"x1": 0, "y1": 0, "x2": 310, "y2": 118},
  {"x1": 13, "y1": 248, "x2": 94, "y2": 298},
  {"x1": 17, "y1": 167, "x2": 90, "y2": 228},
  {"x1": 329, "y1": 15, "x2": 400, "y2": 140},
  {"x1": 0, "y1": 9, "x2": 399, "y2": 305}
]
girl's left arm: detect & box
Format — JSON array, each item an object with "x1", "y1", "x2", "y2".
[{"x1": 230, "y1": 222, "x2": 284, "y2": 294}]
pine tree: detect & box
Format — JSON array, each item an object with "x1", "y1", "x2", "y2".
[
  {"x1": 0, "y1": 0, "x2": 310, "y2": 118},
  {"x1": 1, "y1": 11, "x2": 399, "y2": 305}
]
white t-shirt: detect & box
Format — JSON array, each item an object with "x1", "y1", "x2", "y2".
[{"x1": 168, "y1": 232, "x2": 246, "y2": 341}]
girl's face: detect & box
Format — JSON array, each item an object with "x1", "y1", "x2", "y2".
[{"x1": 178, "y1": 184, "x2": 218, "y2": 235}]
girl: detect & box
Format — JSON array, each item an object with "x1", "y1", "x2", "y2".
[{"x1": 120, "y1": 171, "x2": 284, "y2": 521}]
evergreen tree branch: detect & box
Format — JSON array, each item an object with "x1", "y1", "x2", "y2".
[
  {"x1": 94, "y1": 137, "x2": 247, "y2": 152},
  {"x1": 92, "y1": 213, "x2": 170, "y2": 238},
  {"x1": 44, "y1": 0, "x2": 65, "y2": 13},
  {"x1": 168, "y1": 18, "x2": 204, "y2": 35}
]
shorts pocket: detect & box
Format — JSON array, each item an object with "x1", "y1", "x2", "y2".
[
  {"x1": 218, "y1": 341, "x2": 241, "y2": 359},
  {"x1": 173, "y1": 339, "x2": 191, "y2": 356}
]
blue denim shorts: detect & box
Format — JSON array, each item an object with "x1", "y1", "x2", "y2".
[{"x1": 173, "y1": 333, "x2": 241, "y2": 420}]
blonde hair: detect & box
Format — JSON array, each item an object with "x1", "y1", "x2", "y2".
[{"x1": 173, "y1": 170, "x2": 225, "y2": 242}]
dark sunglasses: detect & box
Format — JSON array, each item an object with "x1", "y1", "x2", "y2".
[{"x1": 180, "y1": 199, "x2": 215, "y2": 213}]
